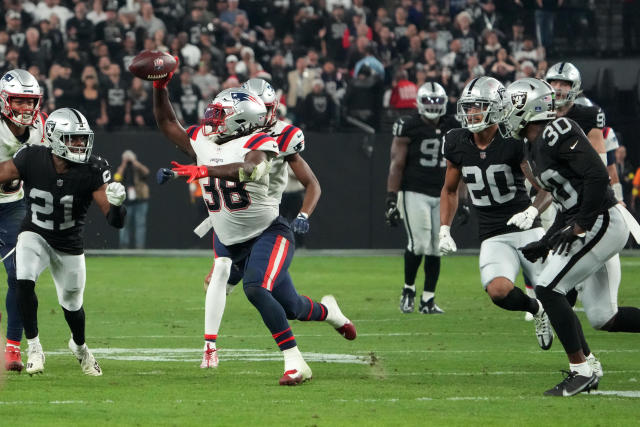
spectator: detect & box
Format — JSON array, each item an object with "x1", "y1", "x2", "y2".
[
  {"x1": 616, "y1": 146, "x2": 634, "y2": 206},
  {"x1": 78, "y1": 66, "x2": 101, "y2": 126},
  {"x1": 20, "y1": 27, "x2": 48, "y2": 73},
  {"x1": 39, "y1": 18, "x2": 64, "y2": 57},
  {"x1": 127, "y1": 77, "x2": 153, "y2": 128},
  {"x1": 170, "y1": 67, "x2": 202, "y2": 126},
  {"x1": 515, "y1": 60, "x2": 536, "y2": 80},
  {"x1": 136, "y1": 2, "x2": 166, "y2": 39},
  {"x1": 452, "y1": 11, "x2": 478, "y2": 56},
  {"x1": 115, "y1": 150, "x2": 150, "y2": 249},
  {"x1": 28, "y1": 64, "x2": 49, "y2": 114},
  {"x1": 100, "y1": 63, "x2": 127, "y2": 131},
  {"x1": 6, "y1": 10, "x2": 26, "y2": 49},
  {"x1": 479, "y1": 31, "x2": 502, "y2": 69},
  {"x1": 220, "y1": 0, "x2": 248, "y2": 29},
  {"x1": 343, "y1": 65, "x2": 384, "y2": 130},
  {"x1": 474, "y1": 0, "x2": 502, "y2": 36},
  {"x1": 432, "y1": 13, "x2": 454, "y2": 57},
  {"x1": 52, "y1": 62, "x2": 81, "y2": 109},
  {"x1": 306, "y1": 49, "x2": 322, "y2": 76},
  {"x1": 270, "y1": 54, "x2": 288, "y2": 94},
  {"x1": 301, "y1": 79, "x2": 335, "y2": 131},
  {"x1": 354, "y1": 45, "x2": 385, "y2": 80},
  {"x1": 535, "y1": 59, "x2": 549, "y2": 79},
  {"x1": 375, "y1": 25, "x2": 397, "y2": 80},
  {"x1": 87, "y1": 0, "x2": 107, "y2": 25},
  {"x1": 66, "y1": 2, "x2": 94, "y2": 52},
  {"x1": 321, "y1": 60, "x2": 347, "y2": 108},
  {"x1": 392, "y1": 7, "x2": 409, "y2": 40},
  {"x1": 388, "y1": 69, "x2": 417, "y2": 111},
  {"x1": 178, "y1": 32, "x2": 201, "y2": 68},
  {"x1": 419, "y1": 48, "x2": 442, "y2": 82},
  {"x1": 192, "y1": 62, "x2": 220, "y2": 101},
  {"x1": 346, "y1": 35, "x2": 370, "y2": 71},
  {"x1": 458, "y1": 54, "x2": 485, "y2": 88},
  {"x1": 507, "y1": 19, "x2": 525, "y2": 56},
  {"x1": 59, "y1": 36, "x2": 87, "y2": 79},
  {"x1": 440, "y1": 39, "x2": 466, "y2": 74},
  {"x1": 34, "y1": 0, "x2": 73, "y2": 29},
  {"x1": 95, "y1": 3, "x2": 125, "y2": 54},
  {"x1": 488, "y1": 48, "x2": 517, "y2": 84},
  {"x1": 322, "y1": 5, "x2": 348, "y2": 62},
  {"x1": 535, "y1": 0, "x2": 562, "y2": 54},
  {"x1": 513, "y1": 37, "x2": 544, "y2": 65},
  {"x1": 286, "y1": 56, "x2": 316, "y2": 123},
  {"x1": 256, "y1": 22, "x2": 280, "y2": 72}
]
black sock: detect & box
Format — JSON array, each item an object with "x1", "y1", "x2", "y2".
[
  {"x1": 423, "y1": 255, "x2": 440, "y2": 293},
  {"x1": 492, "y1": 287, "x2": 540, "y2": 314},
  {"x1": 404, "y1": 250, "x2": 422, "y2": 286},
  {"x1": 606, "y1": 307, "x2": 640, "y2": 332},
  {"x1": 63, "y1": 306, "x2": 86, "y2": 346},
  {"x1": 536, "y1": 286, "x2": 582, "y2": 354},
  {"x1": 573, "y1": 311, "x2": 591, "y2": 356},
  {"x1": 16, "y1": 279, "x2": 38, "y2": 339},
  {"x1": 566, "y1": 288, "x2": 579, "y2": 307}
]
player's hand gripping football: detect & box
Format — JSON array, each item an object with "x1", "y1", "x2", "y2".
[
  {"x1": 292, "y1": 212, "x2": 310, "y2": 234},
  {"x1": 507, "y1": 205, "x2": 538, "y2": 230},
  {"x1": 106, "y1": 182, "x2": 126, "y2": 206},
  {"x1": 519, "y1": 239, "x2": 551, "y2": 263},
  {"x1": 170, "y1": 161, "x2": 209, "y2": 183},
  {"x1": 438, "y1": 225, "x2": 457, "y2": 255},
  {"x1": 549, "y1": 225, "x2": 586, "y2": 256},
  {"x1": 156, "y1": 168, "x2": 177, "y2": 185},
  {"x1": 385, "y1": 192, "x2": 400, "y2": 227},
  {"x1": 153, "y1": 56, "x2": 179, "y2": 89}
]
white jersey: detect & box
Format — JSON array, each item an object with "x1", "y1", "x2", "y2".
[
  {"x1": 603, "y1": 127, "x2": 619, "y2": 153},
  {"x1": 264, "y1": 120, "x2": 305, "y2": 201},
  {"x1": 189, "y1": 126, "x2": 280, "y2": 245},
  {"x1": 0, "y1": 113, "x2": 47, "y2": 203}
]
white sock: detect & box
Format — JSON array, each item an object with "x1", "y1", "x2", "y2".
[
  {"x1": 27, "y1": 336, "x2": 41, "y2": 350},
  {"x1": 570, "y1": 361, "x2": 593, "y2": 377},
  {"x1": 525, "y1": 286, "x2": 536, "y2": 298},
  {"x1": 404, "y1": 284, "x2": 416, "y2": 292},
  {"x1": 282, "y1": 346, "x2": 304, "y2": 371},
  {"x1": 586, "y1": 353, "x2": 595, "y2": 361},
  {"x1": 422, "y1": 291, "x2": 434, "y2": 302},
  {"x1": 204, "y1": 258, "x2": 232, "y2": 338}
]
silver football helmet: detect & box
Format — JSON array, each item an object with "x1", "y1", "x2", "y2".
[
  {"x1": 45, "y1": 108, "x2": 94, "y2": 163},
  {"x1": 545, "y1": 62, "x2": 581, "y2": 107},
  {"x1": 416, "y1": 82, "x2": 447, "y2": 120},
  {"x1": 573, "y1": 96, "x2": 593, "y2": 107},
  {"x1": 457, "y1": 76, "x2": 507, "y2": 133},
  {"x1": 0, "y1": 69, "x2": 42, "y2": 127},
  {"x1": 202, "y1": 88, "x2": 267, "y2": 138},
  {"x1": 501, "y1": 78, "x2": 556, "y2": 140},
  {"x1": 241, "y1": 78, "x2": 278, "y2": 127}
]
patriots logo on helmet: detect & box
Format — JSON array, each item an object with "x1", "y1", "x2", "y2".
[
  {"x1": 153, "y1": 58, "x2": 164, "y2": 71},
  {"x1": 511, "y1": 92, "x2": 527, "y2": 110},
  {"x1": 231, "y1": 92, "x2": 259, "y2": 104}
]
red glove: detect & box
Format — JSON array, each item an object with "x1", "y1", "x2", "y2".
[
  {"x1": 153, "y1": 56, "x2": 179, "y2": 89},
  {"x1": 170, "y1": 161, "x2": 209, "y2": 183}
]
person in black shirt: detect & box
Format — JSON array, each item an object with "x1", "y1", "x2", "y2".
[
  {"x1": 0, "y1": 108, "x2": 126, "y2": 376},
  {"x1": 503, "y1": 78, "x2": 640, "y2": 396}
]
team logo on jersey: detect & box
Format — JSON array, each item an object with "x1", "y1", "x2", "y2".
[
  {"x1": 45, "y1": 121, "x2": 56, "y2": 136},
  {"x1": 479, "y1": 151, "x2": 486, "y2": 159},
  {"x1": 153, "y1": 58, "x2": 164, "y2": 71},
  {"x1": 511, "y1": 92, "x2": 527, "y2": 110},
  {"x1": 293, "y1": 141, "x2": 303, "y2": 152},
  {"x1": 56, "y1": 179, "x2": 63, "y2": 187}
]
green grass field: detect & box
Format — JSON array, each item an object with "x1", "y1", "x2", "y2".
[{"x1": 2, "y1": 255, "x2": 640, "y2": 426}]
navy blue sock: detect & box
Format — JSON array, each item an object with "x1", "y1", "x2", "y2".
[
  {"x1": 404, "y1": 250, "x2": 422, "y2": 286},
  {"x1": 296, "y1": 296, "x2": 328, "y2": 321},
  {"x1": 5, "y1": 275, "x2": 23, "y2": 343},
  {"x1": 423, "y1": 255, "x2": 440, "y2": 293},
  {"x1": 244, "y1": 286, "x2": 296, "y2": 350}
]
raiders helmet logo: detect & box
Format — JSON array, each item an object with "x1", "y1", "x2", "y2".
[
  {"x1": 45, "y1": 121, "x2": 56, "y2": 136},
  {"x1": 511, "y1": 92, "x2": 527, "y2": 110}
]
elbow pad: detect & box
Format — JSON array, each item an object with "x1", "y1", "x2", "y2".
[
  {"x1": 239, "y1": 160, "x2": 270, "y2": 182},
  {"x1": 107, "y1": 204, "x2": 127, "y2": 228}
]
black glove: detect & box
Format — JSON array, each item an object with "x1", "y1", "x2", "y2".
[
  {"x1": 385, "y1": 192, "x2": 400, "y2": 227},
  {"x1": 519, "y1": 239, "x2": 551, "y2": 263},
  {"x1": 549, "y1": 225, "x2": 585, "y2": 256}
]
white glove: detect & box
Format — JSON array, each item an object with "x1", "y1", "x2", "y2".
[
  {"x1": 438, "y1": 225, "x2": 457, "y2": 255},
  {"x1": 507, "y1": 206, "x2": 538, "y2": 230},
  {"x1": 612, "y1": 182, "x2": 623, "y2": 202},
  {"x1": 106, "y1": 182, "x2": 126, "y2": 206}
]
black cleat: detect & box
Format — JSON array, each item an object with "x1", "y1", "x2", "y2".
[
  {"x1": 419, "y1": 298, "x2": 445, "y2": 314},
  {"x1": 544, "y1": 370, "x2": 598, "y2": 397},
  {"x1": 399, "y1": 288, "x2": 415, "y2": 313}
]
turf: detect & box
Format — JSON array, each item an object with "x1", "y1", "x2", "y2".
[{"x1": 1, "y1": 255, "x2": 640, "y2": 426}]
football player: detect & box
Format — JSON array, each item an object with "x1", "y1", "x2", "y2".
[
  {"x1": 0, "y1": 108, "x2": 127, "y2": 376},
  {"x1": 502, "y1": 78, "x2": 640, "y2": 396},
  {"x1": 153, "y1": 73, "x2": 356, "y2": 385},
  {"x1": 0, "y1": 69, "x2": 48, "y2": 372},
  {"x1": 385, "y1": 82, "x2": 459, "y2": 314},
  {"x1": 192, "y1": 78, "x2": 321, "y2": 369},
  {"x1": 438, "y1": 76, "x2": 554, "y2": 351}
]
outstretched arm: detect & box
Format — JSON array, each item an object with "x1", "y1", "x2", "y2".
[
  {"x1": 153, "y1": 74, "x2": 196, "y2": 160},
  {"x1": 171, "y1": 150, "x2": 272, "y2": 183},
  {"x1": 286, "y1": 153, "x2": 321, "y2": 216},
  {"x1": 0, "y1": 159, "x2": 21, "y2": 184}
]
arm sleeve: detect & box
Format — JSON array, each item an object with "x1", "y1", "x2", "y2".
[{"x1": 12, "y1": 145, "x2": 30, "y2": 179}]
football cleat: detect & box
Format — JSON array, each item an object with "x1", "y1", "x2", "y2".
[
  {"x1": 321, "y1": 295, "x2": 356, "y2": 340},
  {"x1": 26, "y1": 343, "x2": 45, "y2": 376},
  {"x1": 524, "y1": 312, "x2": 534, "y2": 321},
  {"x1": 587, "y1": 354, "x2": 603, "y2": 378},
  {"x1": 544, "y1": 370, "x2": 598, "y2": 397},
  {"x1": 5, "y1": 345, "x2": 24, "y2": 372},
  {"x1": 419, "y1": 298, "x2": 445, "y2": 314},
  {"x1": 226, "y1": 283, "x2": 237, "y2": 295},
  {"x1": 399, "y1": 288, "x2": 416, "y2": 313},
  {"x1": 200, "y1": 342, "x2": 219, "y2": 368},
  {"x1": 279, "y1": 361, "x2": 312, "y2": 386},
  {"x1": 533, "y1": 310, "x2": 553, "y2": 350},
  {"x1": 69, "y1": 339, "x2": 102, "y2": 376}
]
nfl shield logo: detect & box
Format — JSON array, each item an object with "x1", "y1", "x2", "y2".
[
  {"x1": 479, "y1": 151, "x2": 486, "y2": 159},
  {"x1": 56, "y1": 179, "x2": 63, "y2": 187},
  {"x1": 153, "y1": 58, "x2": 164, "y2": 71}
]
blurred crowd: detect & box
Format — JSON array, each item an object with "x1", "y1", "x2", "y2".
[{"x1": 0, "y1": 0, "x2": 601, "y2": 132}]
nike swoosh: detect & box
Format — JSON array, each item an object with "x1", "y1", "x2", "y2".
[{"x1": 570, "y1": 141, "x2": 579, "y2": 150}]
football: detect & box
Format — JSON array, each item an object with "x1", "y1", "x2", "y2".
[{"x1": 128, "y1": 50, "x2": 177, "y2": 81}]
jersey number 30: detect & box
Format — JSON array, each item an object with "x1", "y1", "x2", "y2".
[{"x1": 202, "y1": 178, "x2": 251, "y2": 212}]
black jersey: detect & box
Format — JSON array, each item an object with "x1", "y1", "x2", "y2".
[
  {"x1": 525, "y1": 117, "x2": 616, "y2": 231},
  {"x1": 392, "y1": 113, "x2": 459, "y2": 197},
  {"x1": 565, "y1": 103, "x2": 605, "y2": 135},
  {"x1": 13, "y1": 145, "x2": 111, "y2": 255},
  {"x1": 443, "y1": 128, "x2": 539, "y2": 241}
]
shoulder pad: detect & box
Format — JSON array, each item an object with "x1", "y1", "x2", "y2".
[
  {"x1": 392, "y1": 115, "x2": 418, "y2": 137},
  {"x1": 275, "y1": 124, "x2": 304, "y2": 152},
  {"x1": 89, "y1": 155, "x2": 110, "y2": 172},
  {"x1": 186, "y1": 124, "x2": 202, "y2": 141},
  {"x1": 243, "y1": 132, "x2": 278, "y2": 151}
]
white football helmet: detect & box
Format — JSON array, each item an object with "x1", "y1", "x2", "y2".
[
  {"x1": 45, "y1": 108, "x2": 94, "y2": 163},
  {"x1": 241, "y1": 78, "x2": 278, "y2": 127},
  {"x1": 0, "y1": 69, "x2": 42, "y2": 127},
  {"x1": 457, "y1": 76, "x2": 507, "y2": 133},
  {"x1": 202, "y1": 88, "x2": 267, "y2": 138},
  {"x1": 545, "y1": 62, "x2": 581, "y2": 107},
  {"x1": 501, "y1": 78, "x2": 556, "y2": 140},
  {"x1": 416, "y1": 82, "x2": 447, "y2": 119}
]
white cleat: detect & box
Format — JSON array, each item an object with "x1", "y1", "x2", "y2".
[
  {"x1": 587, "y1": 353, "x2": 603, "y2": 378},
  {"x1": 524, "y1": 312, "x2": 534, "y2": 321},
  {"x1": 279, "y1": 360, "x2": 312, "y2": 386},
  {"x1": 200, "y1": 342, "x2": 219, "y2": 369},
  {"x1": 321, "y1": 295, "x2": 356, "y2": 340},
  {"x1": 69, "y1": 338, "x2": 102, "y2": 376},
  {"x1": 26, "y1": 343, "x2": 45, "y2": 376},
  {"x1": 533, "y1": 310, "x2": 554, "y2": 350}
]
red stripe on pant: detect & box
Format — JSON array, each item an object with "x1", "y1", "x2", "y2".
[
  {"x1": 262, "y1": 236, "x2": 290, "y2": 291},
  {"x1": 304, "y1": 296, "x2": 314, "y2": 320},
  {"x1": 272, "y1": 327, "x2": 291, "y2": 339}
]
